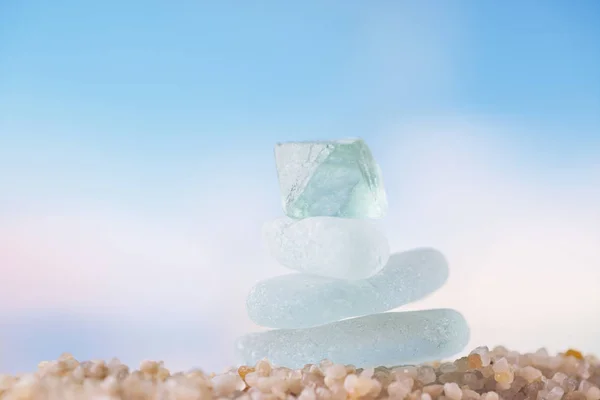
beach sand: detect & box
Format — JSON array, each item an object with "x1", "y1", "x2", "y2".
[{"x1": 1, "y1": 346, "x2": 598, "y2": 400}]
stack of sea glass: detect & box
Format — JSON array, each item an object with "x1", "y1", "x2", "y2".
[{"x1": 235, "y1": 138, "x2": 469, "y2": 368}]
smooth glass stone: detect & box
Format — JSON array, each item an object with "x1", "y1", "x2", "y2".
[
  {"x1": 247, "y1": 248, "x2": 448, "y2": 329},
  {"x1": 263, "y1": 216, "x2": 389, "y2": 280},
  {"x1": 274, "y1": 138, "x2": 387, "y2": 219},
  {"x1": 236, "y1": 309, "x2": 469, "y2": 368}
]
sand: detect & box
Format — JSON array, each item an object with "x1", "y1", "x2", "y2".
[{"x1": 1, "y1": 346, "x2": 599, "y2": 400}]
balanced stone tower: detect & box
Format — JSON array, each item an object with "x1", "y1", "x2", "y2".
[{"x1": 236, "y1": 138, "x2": 469, "y2": 368}]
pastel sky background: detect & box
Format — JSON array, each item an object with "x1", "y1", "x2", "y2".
[{"x1": 0, "y1": 0, "x2": 599, "y2": 374}]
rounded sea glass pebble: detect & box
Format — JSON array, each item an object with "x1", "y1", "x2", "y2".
[
  {"x1": 246, "y1": 248, "x2": 449, "y2": 329},
  {"x1": 235, "y1": 308, "x2": 469, "y2": 368},
  {"x1": 263, "y1": 216, "x2": 390, "y2": 280}
]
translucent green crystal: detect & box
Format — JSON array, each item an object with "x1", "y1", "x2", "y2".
[{"x1": 274, "y1": 138, "x2": 387, "y2": 219}]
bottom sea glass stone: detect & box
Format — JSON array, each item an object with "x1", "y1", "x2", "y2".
[{"x1": 235, "y1": 308, "x2": 469, "y2": 368}]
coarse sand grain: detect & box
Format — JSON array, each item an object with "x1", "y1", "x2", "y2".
[{"x1": 1, "y1": 346, "x2": 599, "y2": 400}]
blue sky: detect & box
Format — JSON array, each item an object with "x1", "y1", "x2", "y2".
[
  {"x1": 1, "y1": 0, "x2": 598, "y2": 217},
  {"x1": 0, "y1": 1, "x2": 599, "y2": 373},
  {"x1": 2, "y1": 1, "x2": 599, "y2": 161}
]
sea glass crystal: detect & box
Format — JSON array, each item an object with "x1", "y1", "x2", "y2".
[{"x1": 274, "y1": 138, "x2": 387, "y2": 219}]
